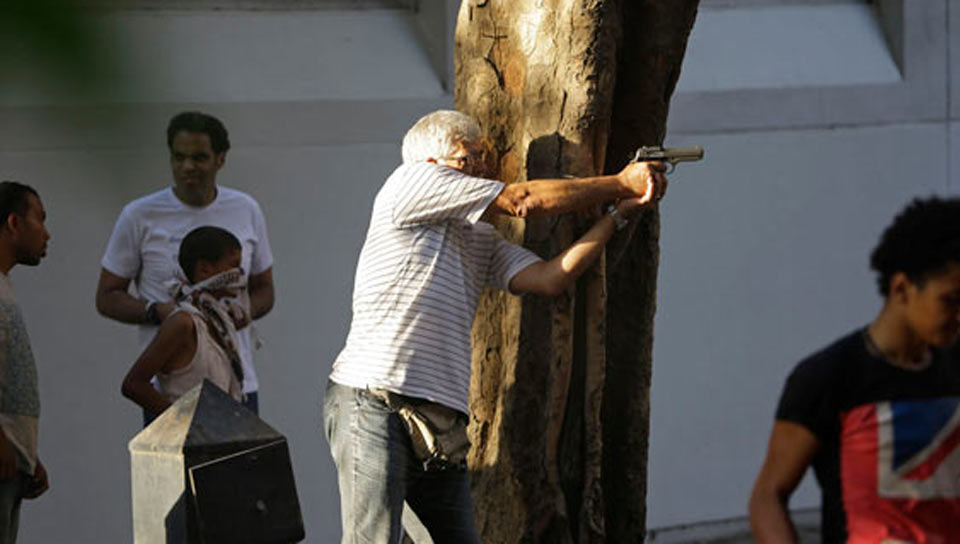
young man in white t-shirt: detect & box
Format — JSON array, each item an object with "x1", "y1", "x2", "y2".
[
  {"x1": 96, "y1": 112, "x2": 274, "y2": 419},
  {"x1": 324, "y1": 110, "x2": 667, "y2": 543}
]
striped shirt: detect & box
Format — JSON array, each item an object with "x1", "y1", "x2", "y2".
[{"x1": 330, "y1": 162, "x2": 542, "y2": 413}]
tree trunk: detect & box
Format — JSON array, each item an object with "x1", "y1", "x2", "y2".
[{"x1": 455, "y1": 1, "x2": 699, "y2": 543}]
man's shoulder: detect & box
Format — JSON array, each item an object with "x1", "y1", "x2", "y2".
[
  {"x1": 788, "y1": 329, "x2": 864, "y2": 383},
  {"x1": 774, "y1": 330, "x2": 864, "y2": 432},
  {"x1": 215, "y1": 186, "x2": 261, "y2": 208},
  {"x1": 121, "y1": 188, "x2": 176, "y2": 216},
  {"x1": 386, "y1": 162, "x2": 475, "y2": 186},
  {"x1": 0, "y1": 280, "x2": 24, "y2": 330}
]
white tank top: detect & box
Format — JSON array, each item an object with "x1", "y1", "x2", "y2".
[{"x1": 157, "y1": 307, "x2": 243, "y2": 404}]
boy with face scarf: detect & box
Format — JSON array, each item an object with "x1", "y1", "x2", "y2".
[{"x1": 121, "y1": 226, "x2": 247, "y2": 416}]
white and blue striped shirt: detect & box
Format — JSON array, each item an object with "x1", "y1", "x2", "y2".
[{"x1": 330, "y1": 162, "x2": 542, "y2": 413}]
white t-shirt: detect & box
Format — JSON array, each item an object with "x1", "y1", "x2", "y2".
[
  {"x1": 330, "y1": 162, "x2": 543, "y2": 413},
  {"x1": 101, "y1": 186, "x2": 273, "y2": 393}
]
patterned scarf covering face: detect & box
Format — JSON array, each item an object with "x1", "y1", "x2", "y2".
[{"x1": 169, "y1": 268, "x2": 248, "y2": 387}]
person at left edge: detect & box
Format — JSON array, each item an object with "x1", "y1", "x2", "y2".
[
  {"x1": 95, "y1": 112, "x2": 274, "y2": 420},
  {"x1": 0, "y1": 181, "x2": 51, "y2": 544}
]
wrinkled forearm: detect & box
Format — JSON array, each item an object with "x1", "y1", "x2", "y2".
[{"x1": 496, "y1": 175, "x2": 628, "y2": 217}]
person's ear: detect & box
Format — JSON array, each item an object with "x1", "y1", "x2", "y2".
[
  {"x1": 5, "y1": 212, "x2": 21, "y2": 235},
  {"x1": 214, "y1": 152, "x2": 227, "y2": 170},
  {"x1": 889, "y1": 272, "x2": 912, "y2": 304}
]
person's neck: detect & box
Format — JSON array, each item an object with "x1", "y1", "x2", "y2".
[
  {"x1": 0, "y1": 239, "x2": 16, "y2": 276},
  {"x1": 173, "y1": 185, "x2": 217, "y2": 207},
  {"x1": 867, "y1": 306, "x2": 931, "y2": 368}
]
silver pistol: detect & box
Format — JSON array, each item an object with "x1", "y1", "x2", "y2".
[{"x1": 632, "y1": 146, "x2": 704, "y2": 173}]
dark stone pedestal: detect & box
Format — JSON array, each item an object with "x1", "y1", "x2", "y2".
[{"x1": 129, "y1": 380, "x2": 305, "y2": 544}]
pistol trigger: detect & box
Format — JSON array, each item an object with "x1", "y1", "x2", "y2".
[{"x1": 665, "y1": 162, "x2": 676, "y2": 175}]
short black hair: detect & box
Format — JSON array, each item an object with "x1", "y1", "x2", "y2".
[
  {"x1": 178, "y1": 226, "x2": 241, "y2": 283},
  {"x1": 870, "y1": 196, "x2": 960, "y2": 296},
  {"x1": 166, "y1": 111, "x2": 231, "y2": 155},
  {"x1": 0, "y1": 181, "x2": 39, "y2": 230}
]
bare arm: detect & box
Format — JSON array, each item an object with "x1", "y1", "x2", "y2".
[
  {"x1": 489, "y1": 161, "x2": 665, "y2": 217},
  {"x1": 749, "y1": 421, "x2": 820, "y2": 544},
  {"x1": 509, "y1": 194, "x2": 661, "y2": 295},
  {"x1": 121, "y1": 312, "x2": 197, "y2": 415},
  {"x1": 95, "y1": 268, "x2": 175, "y2": 324},
  {"x1": 248, "y1": 267, "x2": 274, "y2": 320}
]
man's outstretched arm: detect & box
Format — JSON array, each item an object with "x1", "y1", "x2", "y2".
[
  {"x1": 749, "y1": 421, "x2": 820, "y2": 544},
  {"x1": 509, "y1": 182, "x2": 665, "y2": 296},
  {"x1": 489, "y1": 161, "x2": 666, "y2": 218}
]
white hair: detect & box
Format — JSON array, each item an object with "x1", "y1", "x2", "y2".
[{"x1": 401, "y1": 110, "x2": 482, "y2": 164}]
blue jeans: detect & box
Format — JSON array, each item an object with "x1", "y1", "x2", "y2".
[{"x1": 323, "y1": 381, "x2": 480, "y2": 544}]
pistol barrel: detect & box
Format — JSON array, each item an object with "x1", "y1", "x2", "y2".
[
  {"x1": 633, "y1": 145, "x2": 704, "y2": 165},
  {"x1": 667, "y1": 146, "x2": 704, "y2": 162}
]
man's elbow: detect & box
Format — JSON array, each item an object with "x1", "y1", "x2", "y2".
[
  {"x1": 96, "y1": 289, "x2": 127, "y2": 320},
  {"x1": 527, "y1": 272, "x2": 569, "y2": 297},
  {"x1": 95, "y1": 292, "x2": 111, "y2": 318},
  {"x1": 542, "y1": 276, "x2": 570, "y2": 297},
  {"x1": 748, "y1": 479, "x2": 791, "y2": 527},
  {"x1": 510, "y1": 263, "x2": 570, "y2": 296},
  {"x1": 120, "y1": 375, "x2": 137, "y2": 401}
]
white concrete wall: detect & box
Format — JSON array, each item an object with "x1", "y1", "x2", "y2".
[
  {"x1": 2, "y1": 1, "x2": 960, "y2": 542},
  {"x1": 647, "y1": 0, "x2": 960, "y2": 531},
  {"x1": 648, "y1": 123, "x2": 950, "y2": 527}
]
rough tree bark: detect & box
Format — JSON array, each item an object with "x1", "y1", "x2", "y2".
[{"x1": 455, "y1": 1, "x2": 699, "y2": 543}]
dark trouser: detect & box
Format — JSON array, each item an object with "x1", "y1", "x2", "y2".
[
  {"x1": 322, "y1": 381, "x2": 480, "y2": 544},
  {"x1": 0, "y1": 472, "x2": 23, "y2": 544},
  {"x1": 142, "y1": 391, "x2": 259, "y2": 427}
]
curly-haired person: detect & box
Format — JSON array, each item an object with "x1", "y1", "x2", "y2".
[{"x1": 750, "y1": 196, "x2": 960, "y2": 544}]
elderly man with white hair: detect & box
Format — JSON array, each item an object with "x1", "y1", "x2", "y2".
[{"x1": 323, "y1": 109, "x2": 667, "y2": 543}]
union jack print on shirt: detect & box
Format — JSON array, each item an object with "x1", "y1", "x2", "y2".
[{"x1": 840, "y1": 397, "x2": 960, "y2": 543}]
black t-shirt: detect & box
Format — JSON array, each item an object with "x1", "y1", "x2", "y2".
[{"x1": 776, "y1": 328, "x2": 960, "y2": 543}]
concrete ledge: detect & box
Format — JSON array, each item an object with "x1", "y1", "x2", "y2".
[
  {"x1": 647, "y1": 508, "x2": 821, "y2": 544},
  {"x1": 0, "y1": 96, "x2": 453, "y2": 152},
  {"x1": 669, "y1": 1, "x2": 945, "y2": 134}
]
